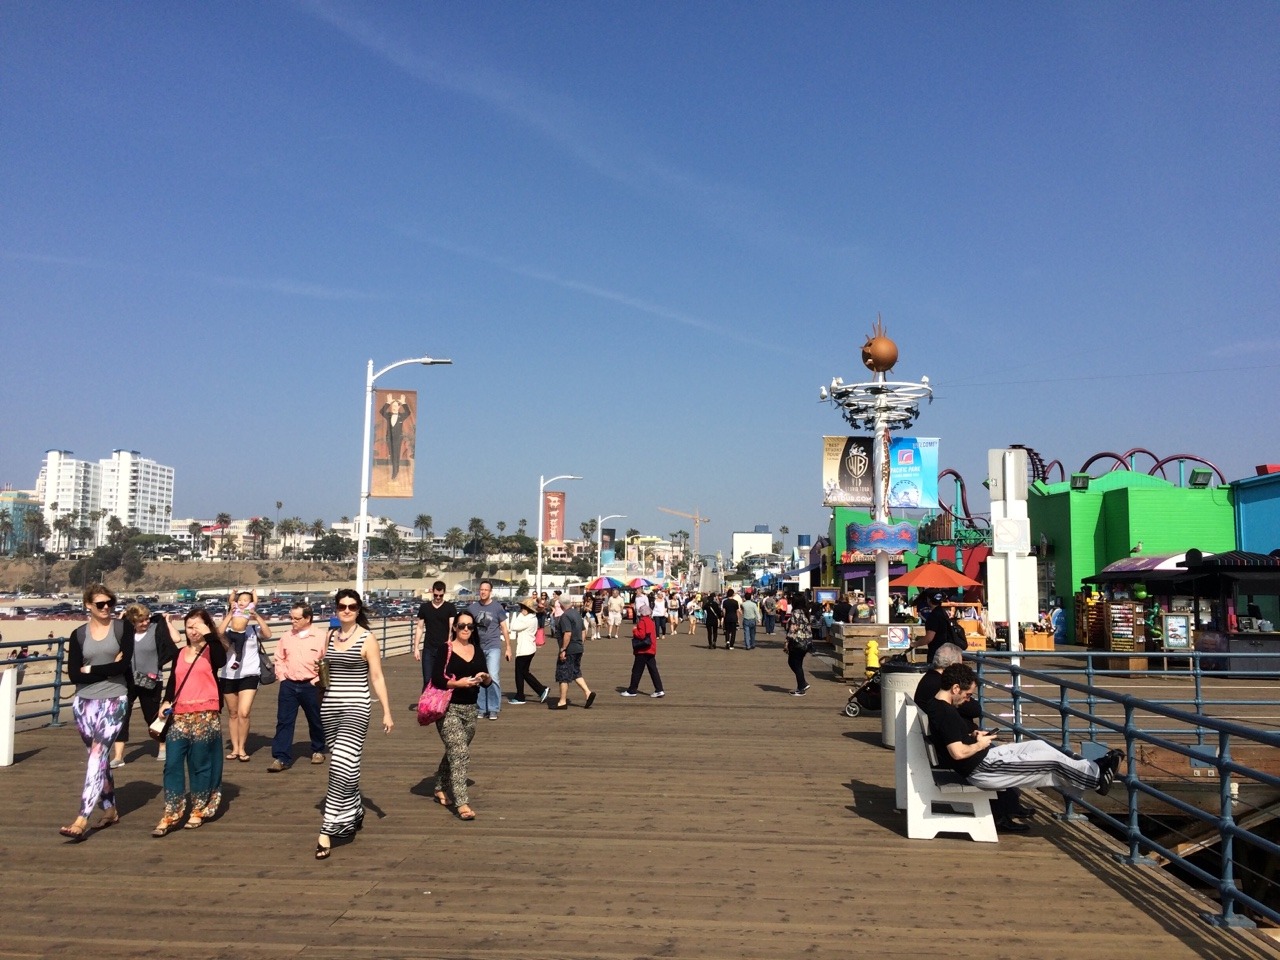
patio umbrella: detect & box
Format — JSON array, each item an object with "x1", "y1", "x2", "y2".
[
  {"x1": 626, "y1": 577, "x2": 654, "y2": 589},
  {"x1": 889, "y1": 562, "x2": 981, "y2": 590},
  {"x1": 586, "y1": 576, "x2": 624, "y2": 591}
]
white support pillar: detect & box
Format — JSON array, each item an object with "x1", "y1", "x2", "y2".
[{"x1": 0, "y1": 667, "x2": 17, "y2": 767}]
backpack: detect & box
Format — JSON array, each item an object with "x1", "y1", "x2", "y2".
[{"x1": 949, "y1": 619, "x2": 969, "y2": 649}]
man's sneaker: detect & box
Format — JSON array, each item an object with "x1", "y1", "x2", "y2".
[
  {"x1": 486, "y1": 713, "x2": 499, "y2": 720},
  {"x1": 267, "y1": 759, "x2": 290, "y2": 773},
  {"x1": 790, "y1": 689, "x2": 807, "y2": 697},
  {"x1": 1095, "y1": 750, "x2": 1124, "y2": 795},
  {"x1": 311, "y1": 753, "x2": 325, "y2": 764},
  {"x1": 539, "y1": 688, "x2": 550, "y2": 703},
  {"x1": 109, "y1": 759, "x2": 125, "y2": 769},
  {"x1": 156, "y1": 748, "x2": 166, "y2": 762},
  {"x1": 507, "y1": 698, "x2": 526, "y2": 705},
  {"x1": 799, "y1": 685, "x2": 810, "y2": 694},
  {"x1": 995, "y1": 815, "x2": 1030, "y2": 833},
  {"x1": 620, "y1": 691, "x2": 639, "y2": 697},
  {"x1": 650, "y1": 691, "x2": 665, "y2": 698}
]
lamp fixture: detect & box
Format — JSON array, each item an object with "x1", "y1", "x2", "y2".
[
  {"x1": 1070, "y1": 473, "x2": 1091, "y2": 491},
  {"x1": 1188, "y1": 468, "x2": 1213, "y2": 488}
]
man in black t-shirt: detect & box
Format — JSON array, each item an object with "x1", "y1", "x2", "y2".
[
  {"x1": 923, "y1": 664, "x2": 1122, "y2": 800},
  {"x1": 414, "y1": 580, "x2": 456, "y2": 694},
  {"x1": 921, "y1": 591, "x2": 961, "y2": 662}
]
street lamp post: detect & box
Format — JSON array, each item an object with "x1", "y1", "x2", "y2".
[
  {"x1": 596, "y1": 514, "x2": 626, "y2": 579},
  {"x1": 535, "y1": 473, "x2": 582, "y2": 597},
  {"x1": 356, "y1": 354, "x2": 452, "y2": 596}
]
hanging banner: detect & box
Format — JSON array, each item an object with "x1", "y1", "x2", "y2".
[
  {"x1": 371, "y1": 389, "x2": 416, "y2": 498},
  {"x1": 822, "y1": 436, "x2": 874, "y2": 507},
  {"x1": 887, "y1": 437, "x2": 940, "y2": 509},
  {"x1": 600, "y1": 527, "x2": 616, "y2": 565},
  {"x1": 543, "y1": 491, "x2": 566, "y2": 545}
]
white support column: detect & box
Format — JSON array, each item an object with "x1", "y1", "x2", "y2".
[{"x1": 0, "y1": 667, "x2": 17, "y2": 767}]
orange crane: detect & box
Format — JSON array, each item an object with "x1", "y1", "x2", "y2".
[{"x1": 657, "y1": 506, "x2": 710, "y2": 557}]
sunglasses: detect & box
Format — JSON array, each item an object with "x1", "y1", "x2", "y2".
[
  {"x1": 454, "y1": 623, "x2": 475, "y2": 632},
  {"x1": 336, "y1": 601, "x2": 360, "y2": 611},
  {"x1": 92, "y1": 600, "x2": 113, "y2": 610}
]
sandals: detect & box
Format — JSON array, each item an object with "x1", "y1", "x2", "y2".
[
  {"x1": 225, "y1": 751, "x2": 239, "y2": 760},
  {"x1": 456, "y1": 805, "x2": 476, "y2": 821},
  {"x1": 152, "y1": 816, "x2": 181, "y2": 838},
  {"x1": 315, "y1": 839, "x2": 332, "y2": 860},
  {"x1": 95, "y1": 811, "x2": 120, "y2": 830},
  {"x1": 58, "y1": 822, "x2": 89, "y2": 842},
  {"x1": 433, "y1": 791, "x2": 451, "y2": 807},
  {"x1": 183, "y1": 815, "x2": 204, "y2": 830}
]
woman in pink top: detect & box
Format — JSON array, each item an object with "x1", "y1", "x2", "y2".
[{"x1": 152, "y1": 608, "x2": 230, "y2": 837}]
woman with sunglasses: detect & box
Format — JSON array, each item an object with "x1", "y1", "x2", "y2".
[
  {"x1": 153, "y1": 607, "x2": 231, "y2": 836},
  {"x1": 111, "y1": 602, "x2": 177, "y2": 768},
  {"x1": 217, "y1": 599, "x2": 272, "y2": 762},
  {"x1": 60, "y1": 583, "x2": 134, "y2": 840},
  {"x1": 429, "y1": 612, "x2": 491, "y2": 820},
  {"x1": 316, "y1": 589, "x2": 394, "y2": 860}
]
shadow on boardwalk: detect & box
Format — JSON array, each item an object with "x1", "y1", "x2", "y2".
[{"x1": 1, "y1": 630, "x2": 1276, "y2": 960}]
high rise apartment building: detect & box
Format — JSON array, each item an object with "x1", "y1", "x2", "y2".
[{"x1": 35, "y1": 448, "x2": 175, "y2": 545}]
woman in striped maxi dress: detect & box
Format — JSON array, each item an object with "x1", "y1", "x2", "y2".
[{"x1": 315, "y1": 589, "x2": 394, "y2": 860}]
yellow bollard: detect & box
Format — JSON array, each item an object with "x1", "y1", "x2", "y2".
[{"x1": 864, "y1": 638, "x2": 880, "y2": 678}]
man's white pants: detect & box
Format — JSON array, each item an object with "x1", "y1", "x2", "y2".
[{"x1": 967, "y1": 740, "x2": 1100, "y2": 798}]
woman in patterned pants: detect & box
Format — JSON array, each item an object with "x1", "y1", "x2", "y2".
[{"x1": 431, "y1": 612, "x2": 492, "y2": 821}]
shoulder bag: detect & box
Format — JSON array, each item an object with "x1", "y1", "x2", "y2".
[
  {"x1": 257, "y1": 633, "x2": 277, "y2": 685},
  {"x1": 416, "y1": 642, "x2": 454, "y2": 726},
  {"x1": 149, "y1": 643, "x2": 206, "y2": 742}
]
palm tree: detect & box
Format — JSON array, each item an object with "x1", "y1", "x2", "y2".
[
  {"x1": 443, "y1": 526, "x2": 465, "y2": 560},
  {"x1": 27, "y1": 514, "x2": 50, "y2": 554},
  {"x1": 466, "y1": 517, "x2": 489, "y2": 557},
  {"x1": 188, "y1": 521, "x2": 204, "y2": 558},
  {"x1": 216, "y1": 512, "x2": 232, "y2": 555},
  {"x1": 276, "y1": 518, "x2": 297, "y2": 557},
  {"x1": 53, "y1": 514, "x2": 75, "y2": 560},
  {"x1": 310, "y1": 518, "x2": 326, "y2": 539},
  {"x1": 0, "y1": 509, "x2": 12, "y2": 555},
  {"x1": 518, "y1": 517, "x2": 528, "y2": 536},
  {"x1": 245, "y1": 518, "x2": 267, "y2": 559},
  {"x1": 106, "y1": 515, "x2": 124, "y2": 545},
  {"x1": 414, "y1": 513, "x2": 433, "y2": 553}
]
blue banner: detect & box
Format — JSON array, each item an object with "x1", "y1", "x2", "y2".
[{"x1": 887, "y1": 437, "x2": 939, "y2": 509}]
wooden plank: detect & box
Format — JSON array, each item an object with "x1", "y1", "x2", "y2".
[{"x1": 1, "y1": 628, "x2": 1276, "y2": 960}]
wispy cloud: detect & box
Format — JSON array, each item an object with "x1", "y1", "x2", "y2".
[
  {"x1": 295, "y1": 0, "x2": 807, "y2": 250},
  {"x1": 1, "y1": 249, "x2": 385, "y2": 302},
  {"x1": 1208, "y1": 337, "x2": 1280, "y2": 359}
]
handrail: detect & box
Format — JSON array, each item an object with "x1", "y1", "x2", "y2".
[
  {"x1": 1, "y1": 617, "x2": 416, "y2": 729},
  {"x1": 972, "y1": 650, "x2": 1280, "y2": 929}
]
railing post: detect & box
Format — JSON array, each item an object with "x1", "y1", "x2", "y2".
[
  {"x1": 1191, "y1": 653, "x2": 1206, "y2": 747},
  {"x1": 50, "y1": 639, "x2": 66, "y2": 728},
  {"x1": 1084, "y1": 652, "x2": 1099, "y2": 741},
  {"x1": 1204, "y1": 730, "x2": 1253, "y2": 928}
]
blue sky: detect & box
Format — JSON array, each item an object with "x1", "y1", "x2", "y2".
[{"x1": 3, "y1": 2, "x2": 1277, "y2": 554}]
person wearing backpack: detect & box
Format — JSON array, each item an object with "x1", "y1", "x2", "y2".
[
  {"x1": 923, "y1": 591, "x2": 965, "y2": 662},
  {"x1": 762, "y1": 593, "x2": 778, "y2": 635}
]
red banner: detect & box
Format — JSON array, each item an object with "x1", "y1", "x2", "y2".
[{"x1": 543, "y1": 491, "x2": 566, "y2": 544}]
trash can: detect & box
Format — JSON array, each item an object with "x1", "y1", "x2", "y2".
[{"x1": 879, "y1": 658, "x2": 928, "y2": 748}]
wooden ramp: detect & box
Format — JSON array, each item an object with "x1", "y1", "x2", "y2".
[{"x1": 1, "y1": 630, "x2": 1276, "y2": 960}]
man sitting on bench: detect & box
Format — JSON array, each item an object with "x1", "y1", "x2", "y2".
[
  {"x1": 916, "y1": 644, "x2": 1034, "y2": 833},
  {"x1": 922, "y1": 663, "x2": 1123, "y2": 800}
]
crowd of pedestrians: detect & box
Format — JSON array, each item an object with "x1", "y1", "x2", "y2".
[{"x1": 57, "y1": 577, "x2": 829, "y2": 855}]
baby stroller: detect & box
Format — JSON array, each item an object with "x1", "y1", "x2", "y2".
[{"x1": 844, "y1": 667, "x2": 883, "y2": 718}]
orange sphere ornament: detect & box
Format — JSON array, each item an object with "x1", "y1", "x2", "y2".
[{"x1": 861, "y1": 315, "x2": 898, "y2": 373}]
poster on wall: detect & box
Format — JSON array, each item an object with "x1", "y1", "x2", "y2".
[
  {"x1": 543, "y1": 491, "x2": 566, "y2": 544},
  {"x1": 1162, "y1": 613, "x2": 1191, "y2": 651},
  {"x1": 822, "y1": 436, "x2": 874, "y2": 506},
  {"x1": 370, "y1": 389, "x2": 416, "y2": 498}
]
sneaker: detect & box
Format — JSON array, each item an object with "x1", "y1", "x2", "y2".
[
  {"x1": 799, "y1": 685, "x2": 810, "y2": 694},
  {"x1": 486, "y1": 713, "x2": 499, "y2": 720},
  {"x1": 109, "y1": 759, "x2": 125, "y2": 769},
  {"x1": 995, "y1": 815, "x2": 1030, "y2": 833},
  {"x1": 267, "y1": 759, "x2": 290, "y2": 773},
  {"x1": 507, "y1": 698, "x2": 527, "y2": 705},
  {"x1": 156, "y1": 748, "x2": 166, "y2": 762},
  {"x1": 650, "y1": 691, "x2": 665, "y2": 698},
  {"x1": 620, "y1": 691, "x2": 639, "y2": 697},
  {"x1": 539, "y1": 688, "x2": 550, "y2": 703},
  {"x1": 1094, "y1": 752, "x2": 1122, "y2": 796},
  {"x1": 311, "y1": 753, "x2": 325, "y2": 764},
  {"x1": 790, "y1": 689, "x2": 807, "y2": 697}
]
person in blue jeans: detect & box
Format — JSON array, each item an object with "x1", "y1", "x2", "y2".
[
  {"x1": 740, "y1": 591, "x2": 761, "y2": 650},
  {"x1": 268, "y1": 603, "x2": 327, "y2": 771},
  {"x1": 467, "y1": 580, "x2": 511, "y2": 720}
]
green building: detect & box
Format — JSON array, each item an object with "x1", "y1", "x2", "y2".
[{"x1": 1028, "y1": 471, "x2": 1236, "y2": 640}]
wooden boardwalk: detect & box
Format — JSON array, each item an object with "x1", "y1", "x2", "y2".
[{"x1": 2, "y1": 628, "x2": 1277, "y2": 960}]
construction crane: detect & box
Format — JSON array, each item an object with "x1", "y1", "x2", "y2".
[{"x1": 658, "y1": 506, "x2": 710, "y2": 557}]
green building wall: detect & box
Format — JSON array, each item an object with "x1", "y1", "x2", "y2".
[{"x1": 1028, "y1": 471, "x2": 1236, "y2": 641}]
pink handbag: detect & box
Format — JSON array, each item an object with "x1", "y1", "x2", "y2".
[{"x1": 416, "y1": 643, "x2": 454, "y2": 725}]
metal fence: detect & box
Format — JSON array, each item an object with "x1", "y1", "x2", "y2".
[
  {"x1": 972, "y1": 650, "x2": 1280, "y2": 929},
  {"x1": 1, "y1": 617, "x2": 416, "y2": 729}
]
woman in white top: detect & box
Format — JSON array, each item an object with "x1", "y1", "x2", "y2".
[
  {"x1": 508, "y1": 596, "x2": 547, "y2": 704},
  {"x1": 651, "y1": 591, "x2": 669, "y2": 637}
]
